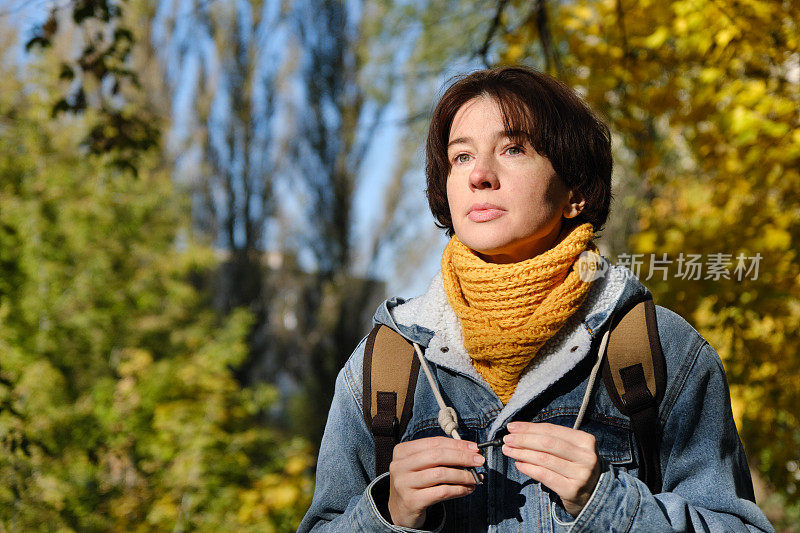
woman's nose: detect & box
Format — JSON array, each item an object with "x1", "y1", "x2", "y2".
[{"x1": 468, "y1": 157, "x2": 500, "y2": 190}]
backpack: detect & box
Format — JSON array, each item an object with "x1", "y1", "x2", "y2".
[{"x1": 362, "y1": 297, "x2": 666, "y2": 494}]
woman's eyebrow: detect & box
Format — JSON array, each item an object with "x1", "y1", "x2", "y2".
[{"x1": 447, "y1": 130, "x2": 527, "y2": 149}]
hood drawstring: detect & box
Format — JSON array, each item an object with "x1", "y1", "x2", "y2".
[
  {"x1": 573, "y1": 327, "x2": 610, "y2": 430},
  {"x1": 413, "y1": 342, "x2": 464, "y2": 440},
  {"x1": 412, "y1": 323, "x2": 611, "y2": 446}
]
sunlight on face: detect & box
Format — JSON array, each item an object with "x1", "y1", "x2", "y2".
[{"x1": 446, "y1": 96, "x2": 582, "y2": 263}]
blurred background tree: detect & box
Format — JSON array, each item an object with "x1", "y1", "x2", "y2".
[
  {"x1": 1, "y1": 0, "x2": 314, "y2": 530},
  {"x1": 147, "y1": 0, "x2": 416, "y2": 445},
  {"x1": 0, "y1": 43, "x2": 312, "y2": 533},
  {"x1": 1, "y1": 0, "x2": 798, "y2": 530}
]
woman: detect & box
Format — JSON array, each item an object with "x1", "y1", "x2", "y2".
[{"x1": 298, "y1": 66, "x2": 773, "y2": 532}]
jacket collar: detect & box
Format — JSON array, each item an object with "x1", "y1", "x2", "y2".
[{"x1": 372, "y1": 257, "x2": 650, "y2": 435}]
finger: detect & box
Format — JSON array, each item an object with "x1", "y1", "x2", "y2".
[
  {"x1": 502, "y1": 445, "x2": 588, "y2": 480},
  {"x1": 512, "y1": 461, "x2": 576, "y2": 497},
  {"x1": 396, "y1": 444, "x2": 485, "y2": 473},
  {"x1": 503, "y1": 432, "x2": 596, "y2": 464},
  {"x1": 507, "y1": 422, "x2": 597, "y2": 450},
  {"x1": 392, "y1": 436, "x2": 478, "y2": 461},
  {"x1": 408, "y1": 483, "x2": 476, "y2": 509},
  {"x1": 502, "y1": 445, "x2": 600, "y2": 485},
  {"x1": 404, "y1": 465, "x2": 480, "y2": 489}
]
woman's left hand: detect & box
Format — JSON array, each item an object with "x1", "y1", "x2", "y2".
[{"x1": 501, "y1": 421, "x2": 601, "y2": 517}]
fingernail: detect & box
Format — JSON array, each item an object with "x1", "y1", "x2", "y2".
[
  {"x1": 507, "y1": 422, "x2": 520, "y2": 431},
  {"x1": 473, "y1": 454, "x2": 484, "y2": 465},
  {"x1": 504, "y1": 435, "x2": 517, "y2": 444}
]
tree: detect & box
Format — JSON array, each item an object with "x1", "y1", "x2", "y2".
[
  {"x1": 24, "y1": 0, "x2": 160, "y2": 175},
  {"x1": 150, "y1": 0, "x2": 293, "y2": 399},
  {"x1": 152, "y1": 0, "x2": 414, "y2": 447},
  {"x1": 0, "y1": 16, "x2": 312, "y2": 531},
  {"x1": 285, "y1": 0, "x2": 400, "y2": 445}
]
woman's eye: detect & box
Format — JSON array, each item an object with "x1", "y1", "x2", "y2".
[
  {"x1": 454, "y1": 153, "x2": 471, "y2": 164},
  {"x1": 506, "y1": 145, "x2": 524, "y2": 155}
]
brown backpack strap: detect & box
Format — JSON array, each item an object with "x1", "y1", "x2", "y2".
[
  {"x1": 602, "y1": 298, "x2": 666, "y2": 494},
  {"x1": 362, "y1": 324, "x2": 420, "y2": 477}
]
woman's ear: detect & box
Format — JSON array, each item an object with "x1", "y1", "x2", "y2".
[{"x1": 563, "y1": 192, "x2": 586, "y2": 219}]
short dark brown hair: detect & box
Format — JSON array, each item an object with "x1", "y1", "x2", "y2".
[{"x1": 425, "y1": 66, "x2": 613, "y2": 237}]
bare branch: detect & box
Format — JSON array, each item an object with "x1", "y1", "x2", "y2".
[
  {"x1": 476, "y1": 0, "x2": 510, "y2": 67},
  {"x1": 616, "y1": 0, "x2": 630, "y2": 62},
  {"x1": 534, "y1": 0, "x2": 562, "y2": 74}
]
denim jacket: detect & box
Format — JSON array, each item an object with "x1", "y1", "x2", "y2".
[{"x1": 298, "y1": 261, "x2": 774, "y2": 532}]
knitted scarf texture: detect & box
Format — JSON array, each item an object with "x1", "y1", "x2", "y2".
[{"x1": 441, "y1": 222, "x2": 597, "y2": 404}]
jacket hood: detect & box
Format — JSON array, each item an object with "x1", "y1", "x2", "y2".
[{"x1": 371, "y1": 257, "x2": 650, "y2": 434}]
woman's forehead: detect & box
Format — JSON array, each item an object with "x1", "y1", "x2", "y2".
[{"x1": 452, "y1": 94, "x2": 537, "y2": 140}]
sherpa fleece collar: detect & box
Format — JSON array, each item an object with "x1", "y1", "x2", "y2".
[{"x1": 376, "y1": 257, "x2": 650, "y2": 436}]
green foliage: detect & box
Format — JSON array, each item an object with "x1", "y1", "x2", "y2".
[
  {"x1": 0, "y1": 58, "x2": 311, "y2": 531},
  {"x1": 25, "y1": 0, "x2": 159, "y2": 175}
]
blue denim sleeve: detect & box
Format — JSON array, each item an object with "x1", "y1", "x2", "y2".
[
  {"x1": 552, "y1": 341, "x2": 775, "y2": 533},
  {"x1": 297, "y1": 337, "x2": 446, "y2": 533}
]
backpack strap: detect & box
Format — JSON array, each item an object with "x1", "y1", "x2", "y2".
[
  {"x1": 362, "y1": 324, "x2": 421, "y2": 477},
  {"x1": 602, "y1": 297, "x2": 667, "y2": 494}
]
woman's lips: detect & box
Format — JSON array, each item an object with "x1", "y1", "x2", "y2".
[{"x1": 468, "y1": 204, "x2": 506, "y2": 222}]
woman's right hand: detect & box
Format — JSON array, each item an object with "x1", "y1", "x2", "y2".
[{"x1": 387, "y1": 437, "x2": 484, "y2": 529}]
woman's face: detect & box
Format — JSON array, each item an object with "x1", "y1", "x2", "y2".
[{"x1": 446, "y1": 96, "x2": 583, "y2": 263}]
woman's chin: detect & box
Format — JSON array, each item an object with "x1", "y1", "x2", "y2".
[{"x1": 462, "y1": 237, "x2": 555, "y2": 264}]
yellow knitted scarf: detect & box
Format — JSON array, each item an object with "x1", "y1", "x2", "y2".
[{"x1": 441, "y1": 222, "x2": 597, "y2": 404}]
